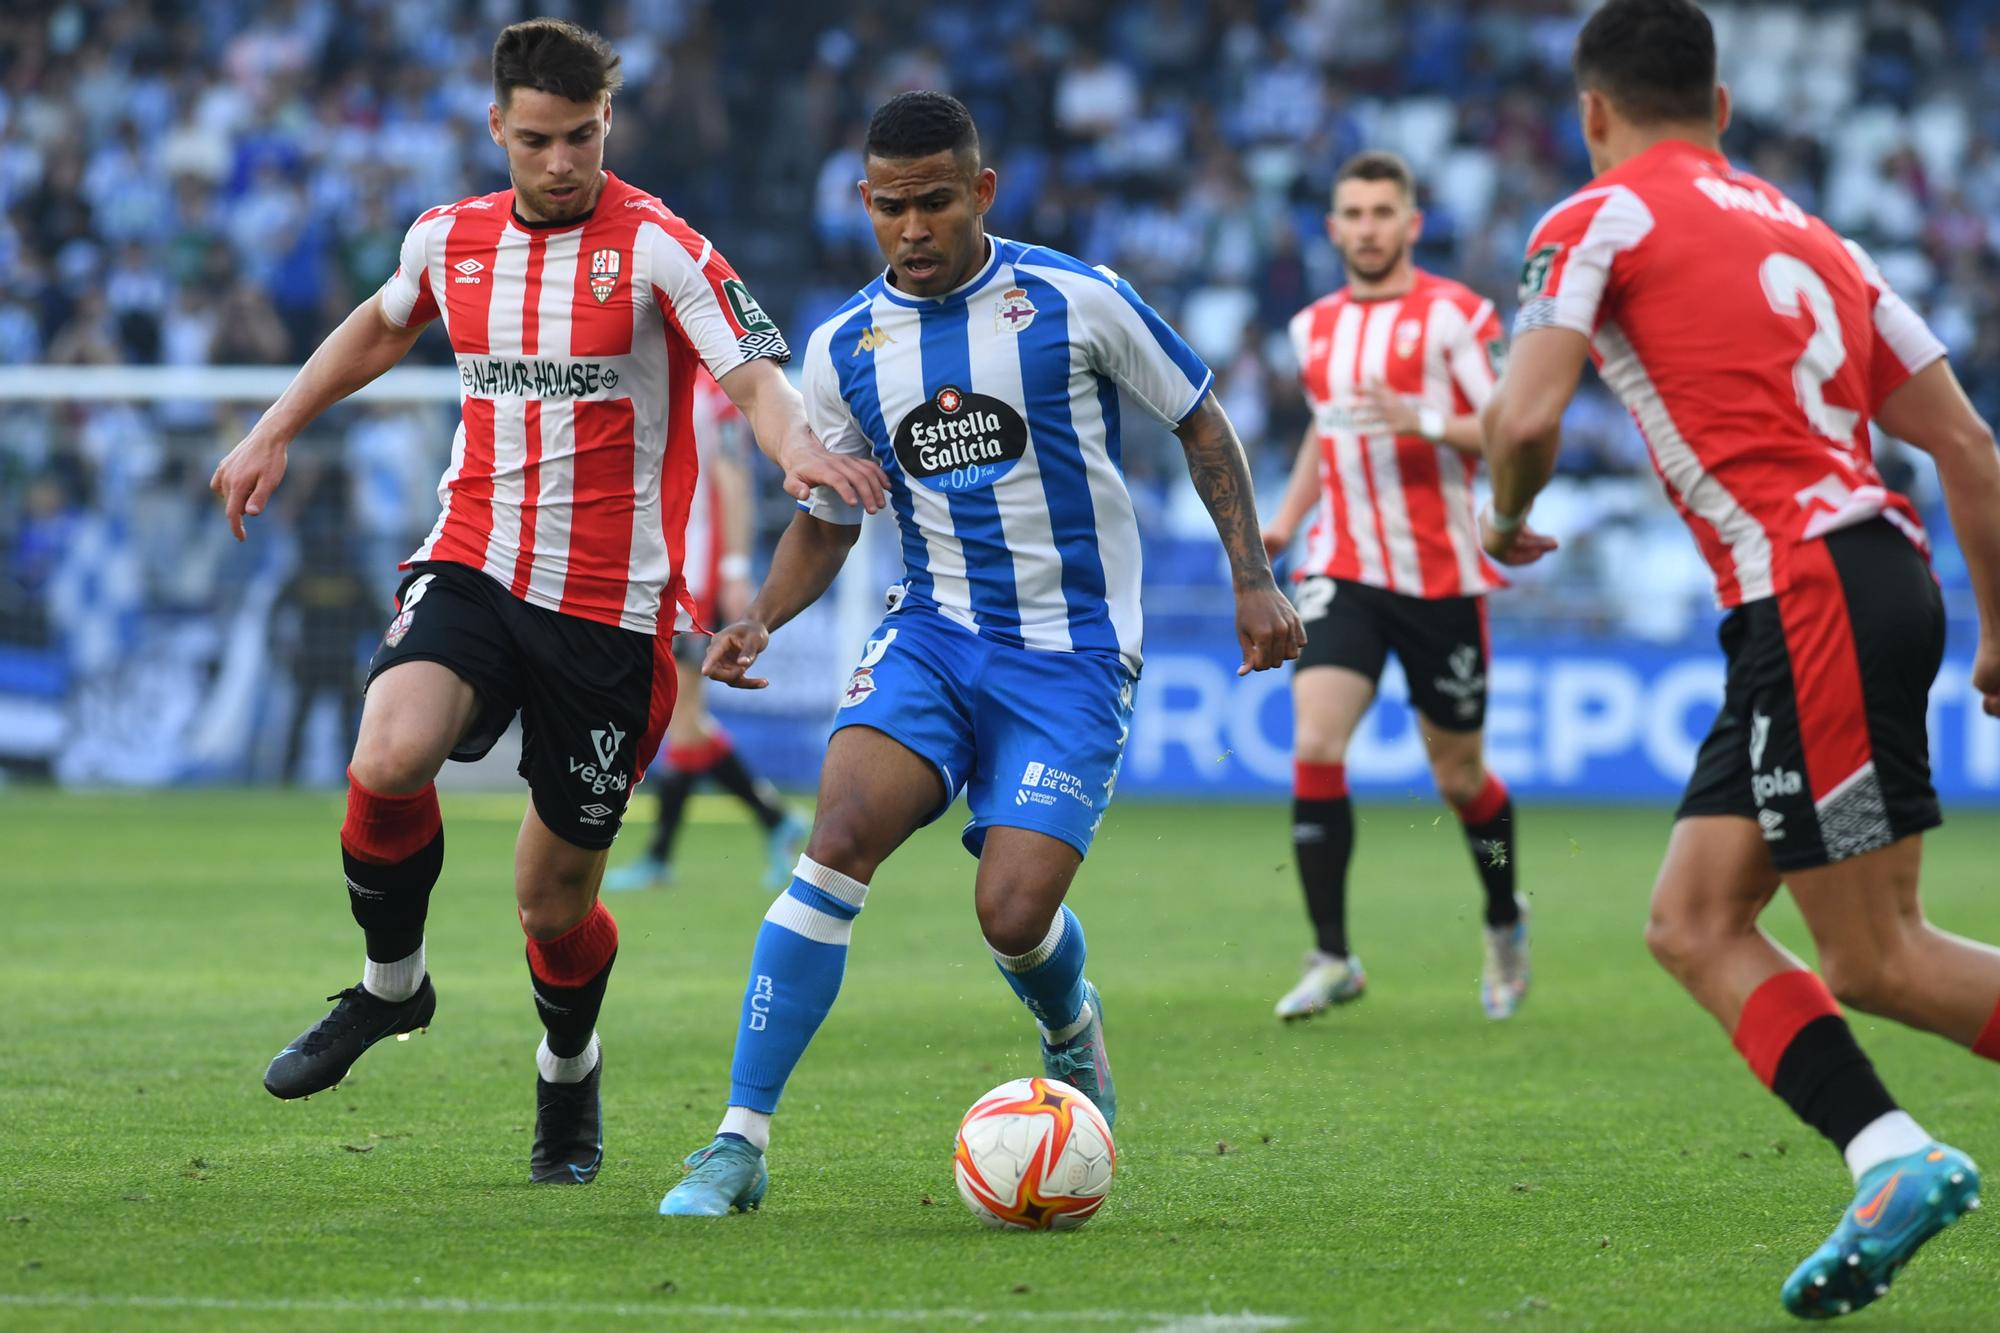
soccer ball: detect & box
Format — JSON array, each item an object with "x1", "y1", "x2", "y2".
[{"x1": 953, "y1": 1076, "x2": 1116, "y2": 1230}]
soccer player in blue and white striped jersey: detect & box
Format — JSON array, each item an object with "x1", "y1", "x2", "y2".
[{"x1": 659, "y1": 91, "x2": 1303, "y2": 1216}]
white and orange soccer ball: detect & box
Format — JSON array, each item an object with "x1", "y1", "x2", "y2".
[{"x1": 953, "y1": 1077, "x2": 1116, "y2": 1230}]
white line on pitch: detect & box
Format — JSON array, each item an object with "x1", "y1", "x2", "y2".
[{"x1": 0, "y1": 1293, "x2": 1297, "y2": 1329}]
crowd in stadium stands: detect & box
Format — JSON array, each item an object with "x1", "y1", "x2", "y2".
[{"x1": 3, "y1": 0, "x2": 1998, "y2": 651}]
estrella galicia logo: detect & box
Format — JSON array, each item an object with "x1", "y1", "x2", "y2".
[{"x1": 892, "y1": 386, "x2": 1028, "y2": 494}]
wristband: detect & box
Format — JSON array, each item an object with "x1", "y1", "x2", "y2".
[
  {"x1": 718, "y1": 554, "x2": 752, "y2": 580},
  {"x1": 1488, "y1": 505, "x2": 1526, "y2": 535},
  {"x1": 1416, "y1": 406, "x2": 1446, "y2": 441}
]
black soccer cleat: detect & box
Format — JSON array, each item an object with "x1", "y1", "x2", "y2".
[
  {"x1": 263, "y1": 976, "x2": 436, "y2": 1100},
  {"x1": 530, "y1": 1055, "x2": 604, "y2": 1185}
]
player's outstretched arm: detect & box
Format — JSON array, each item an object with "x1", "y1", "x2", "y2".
[
  {"x1": 717, "y1": 358, "x2": 888, "y2": 516},
  {"x1": 1262, "y1": 423, "x2": 1320, "y2": 561},
  {"x1": 702, "y1": 510, "x2": 860, "y2": 689},
  {"x1": 1174, "y1": 393, "x2": 1306, "y2": 676},
  {"x1": 209, "y1": 293, "x2": 426, "y2": 541},
  {"x1": 1478, "y1": 327, "x2": 1585, "y2": 565},
  {"x1": 1873, "y1": 358, "x2": 2000, "y2": 715}
]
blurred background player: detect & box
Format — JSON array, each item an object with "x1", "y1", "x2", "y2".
[
  {"x1": 208, "y1": 19, "x2": 882, "y2": 1187},
  {"x1": 1261, "y1": 151, "x2": 1526, "y2": 1023},
  {"x1": 658, "y1": 91, "x2": 1303, "y2": 1216},
  {"x1": 605, "y1": 371, "x2": 807, "y2": 893},
  {"x1": 1483, "y1": 0, "x2": 2000, "y2": 1317}
]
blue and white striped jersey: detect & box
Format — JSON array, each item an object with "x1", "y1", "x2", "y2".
[{"x1": 801, "y1": 236, "x2": 1213, "y2": 674}]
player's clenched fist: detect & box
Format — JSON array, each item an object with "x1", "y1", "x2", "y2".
[
  {"x1": 1974, "y1": 638, "x2": 2000, "y2": 718},
  {"x1": 1235, "y1": 584, "x2": 1306, "y2": 677},
  {"x1": 210, "y1": 435, "x2": 289, "y2": 542},
  {"x1": 702, "y1": 618, "x2": 773, "y2": 690}
]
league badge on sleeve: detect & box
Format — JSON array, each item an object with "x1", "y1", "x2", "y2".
[
  {"x1": 588, "y1": 249, "x2": 622, "y2": 304},
  {"x1": 994, "y1": 287, "x2": 1037, "y2": 334}
]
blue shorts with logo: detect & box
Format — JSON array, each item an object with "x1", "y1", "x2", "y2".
[{"x1": 831, "y1": 605, "x2": 1137, "y2": 860}]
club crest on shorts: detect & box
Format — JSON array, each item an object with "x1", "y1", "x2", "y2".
[
  {"x1": 840, "y1": 666, "x2": 876, "y2": 708},
  {"x1": 383, "y1": 607, "x2": 414, "y2": 647},
  {"x1": 588, "y1": 248, "x2": 622, "y2": 303},
  {"x1": 994, "y1": 287, "x2": 1037, "y2": 334}
]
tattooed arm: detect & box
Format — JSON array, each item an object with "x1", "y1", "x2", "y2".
[{"x1": 1173, "y1": 393, "x2": 1307, "y2": 676}]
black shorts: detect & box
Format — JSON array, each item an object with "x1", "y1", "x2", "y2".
[
  {"x1": 1293, "y1": 576, "x2": 1489, "y2": 731},
  {"x1": 1677, "y1": 519, "x2": 1943, "y2": 870},
  {"x1": 366, "y1": 561, "x2": 676, "y2": 849}
]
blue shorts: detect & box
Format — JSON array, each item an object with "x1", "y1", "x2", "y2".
[{"x1": 831, "y1": 606, "x2": 1137, "y2": 860}]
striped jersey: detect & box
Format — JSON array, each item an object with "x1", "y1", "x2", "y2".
[
  {"x1": 379, "y1": 171, "x2": 789, "y2": 635},
  {"x1": 1516, "y1": 140, "x2": 1944, "y2": 607},
  {"x1": 1287, "y1": 269, "x2": 1504, "y2": 599},
  {"x1": 802, "y1": 236, "x2": 1213, "y2": 674},
  {"x1": 679, "y1": 372, "x2": 742, "y2": 625}
]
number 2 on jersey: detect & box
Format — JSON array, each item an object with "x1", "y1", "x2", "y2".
[{"x1": 1758, "y1": 252, "x2": 1860, "y2": 444}]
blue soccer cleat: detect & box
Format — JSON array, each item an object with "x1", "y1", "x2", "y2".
[
  {"x1": 603, "y1": 854, "x2": 671, "y2": 892},
  {"x1": 1780, "y1": 1143, "x2": 1981, "y2": 1319},
  {"x1": 659, "y1": 1136, "x2": 769, "y2": 1216},
  {"x1": 1040, "y1": 980, "x2": 1116, "y2": 1130},
  {"x1": 764, "y1": 811, "x2": 809, "y2": 891}
]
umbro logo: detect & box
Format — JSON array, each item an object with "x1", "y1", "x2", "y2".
[
  {"x1": 452, "y1": 258, "x2": 485, "y2": 285},
  {"x1": 853, "y1": 325, "x2": 895, "y2": 356},
  {"x1": 580, "y1": 803, "x2": 612, "y2": 820}
]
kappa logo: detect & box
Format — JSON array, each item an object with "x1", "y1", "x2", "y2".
[
  {"x1": 853, "y1": 325, "x2": 896, "y2": 356},
  {"x1": 1748, "y1": 710, "x2": 1772, "y2": 770},
  {"x1": 591, "y1": 723, "x2": 624, "y2": 771},
  {"x1": 994, "y1": 287, "x2": 1037, "y2": 334},
  {"x1": 587, "y1": 248, "x2": 622, "y2": 304},
  {"x1": 453, "y1": 258, "x2": 485, "y2": 285}
]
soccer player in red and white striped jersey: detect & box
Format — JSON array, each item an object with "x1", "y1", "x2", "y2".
[
  {"x1": 604, "y1": 372, "x2": 807, "y2": 895},
  {"x1": 208, "y1": 18, "x2": 883, "y2": 1187},
  {"x1": 1483, "y1": 1, "x2": 2000, "y2": 1315},
  {"x1": 1261, "y1": 151, "x2": 1527, "y2": 1025}
]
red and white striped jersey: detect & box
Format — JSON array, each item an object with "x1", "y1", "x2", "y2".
[
  {"x1": 380, "y1": 171, "x2": 788, "y2": 635},
  {"x1": 1515, "y1": 140, "x2": 1944, "y2": 608},
  {"x1": 678, "y1": 372, "x2": 742, "y2": 625},
  {"x1": 1288, "y1": 269, "x2": 1505, "y2": 598}
]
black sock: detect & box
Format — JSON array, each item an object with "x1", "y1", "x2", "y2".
[
  {"x1": 1293, "y1": 797, "x2": 1354, "y2": 958},
  {"x1": 708, "y1": 750, "x2": 787, "y2": 831},
  {"x1": 1773, "y1": 1015, "x2": 1901, "y2": 1153},
  {"x1": 343, "y1": 831, "x2": 443, "y2": 963},
  {"x1": 530, "y1": 951, "x2": 616, "y2": 1060},
  {"x1": 1461, "y1": 797, "x2": 1520, "y2": 927},
  {"x1": 644, "y1": 770, "x2": 698, "y2": 862}
]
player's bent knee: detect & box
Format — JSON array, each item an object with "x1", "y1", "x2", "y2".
[
  {"x1": 977, "y1": 895, "x2": 1056, "y2": 958},
  {"x1": 1432, "y1": 761, "x2": 1486, "y2": 808},
  {"x1": 803, "y1": 817, "x2": 884, "y2": 883},
  {"x1": 1819, "y1": 947, "x2": 1909, "y2": 1019},
  {"x1": 349, "y1": 734, "x2": 443, "y2": 796},
  {"x1": 1294, "y1": 733, "x2": 1348, "y2": 766},
  {"x1": 518, "y1": 895, "x2": 593, "y2": 942}
]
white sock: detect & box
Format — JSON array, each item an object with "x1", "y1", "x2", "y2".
[
  {"x1": 718, "y1": 1105, "x2": 771, "y2": 1152},
  {"x1": 536, "y1": 1033, "x2": 600, "y2": 1084},
  {"x1": 363, "y1": 943, "x2": 425, "y2": 1002},
  {"x1": 1038, "y1": 998, "x2": 1094, "y2": 1045},
  {"x1": 1844, "y1": 1110, "x2": 1931, "y2": 1182}
]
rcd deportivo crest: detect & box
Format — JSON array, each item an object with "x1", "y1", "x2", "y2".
[{"x1": 589, "y1": 249, "x2": 622, "y2": 303}]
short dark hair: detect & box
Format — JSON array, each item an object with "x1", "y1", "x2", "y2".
[
  {"x1": 492, "y1": 19, "x2": 623, "y2": 108},
  {"x1": 1333, "y1": 150, "x2": 1415, "y2": 205},
  {"x1": 864, "y1": 91, "x2": 981, "y2": 167},
  {"x1": 1573, "y1": 0, "x2": 1717, "y2": 125}
]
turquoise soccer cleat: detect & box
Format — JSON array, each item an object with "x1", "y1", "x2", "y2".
[
  {"x1": 764, "y1": 811, "x2": 809, "y2": 891},
  {"x1": 658, "y1": 1136, "x2": 769, "y2": 1216},
  {"x1": 603, "y1": 855, "x2": 671, "y2": 892},
  {"x1": 1040, "y1": 980, "x2": 1116, "y2": 1130},
  {"x1": 1780, "y1": 1143, "x2": 1981, "y2": 1319}
]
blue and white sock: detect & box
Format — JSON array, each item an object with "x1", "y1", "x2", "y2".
[
  {"x1": 725, "y1": 855, "x2": 868, "y2": 1118},
  {"x1": 992, "y1": 905, "x2": 1089, "y2": 1042}
]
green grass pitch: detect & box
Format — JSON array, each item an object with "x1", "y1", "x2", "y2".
[{"x1": 3, "y1": 789, "x2": 1996, "y2": 1330}]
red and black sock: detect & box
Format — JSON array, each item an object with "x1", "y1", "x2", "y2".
[
  {"x1": 340, "y1": 768, "x2": 443, "y2": 964},
  {"x1": 1452, "y1": 773, "x2": 1519, "y2": 928},
  {"x1": 643, "y1": 769, "x2": 698, "y2": 862},
  {"x1": 1293, "y1": 761, "x2": 1354, "y2": 958},
  {"x1": 526, "y1": 902, "x2": 618, "y2": 1060},
  {"x1": 664, "y1": 734, "x2": 785, "y2": 833},
  {"x1": 1734, "y1": 970, "x2": 1900, "y2": 1154},
  {"x1": 1975, "y1": 997, "x2": 2000, "y2": 1064}
]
